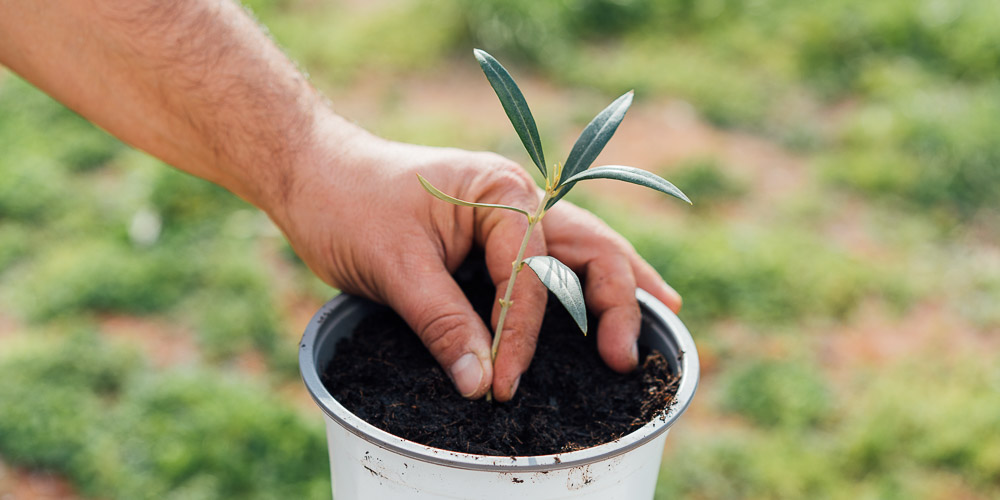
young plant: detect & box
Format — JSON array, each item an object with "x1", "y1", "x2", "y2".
[{"x1": 418, "y1": 49, "x2": 691, "y2": 399}]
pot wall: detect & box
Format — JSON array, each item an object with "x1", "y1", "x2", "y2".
[
  {"x1": 325, "y1": 417, "x2": 668, "y2": 499},
  {"x1": 300, "y1": 289, "x2": 698, "y2": 499}
]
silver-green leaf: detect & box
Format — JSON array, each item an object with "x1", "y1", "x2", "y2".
[
  {"x1": 549, "y1": 165, "x2": 691, "y2": 206},
  {"x1": 556, "y1": 165, "x2": 692, "y2": 205},
  {"x1": 559, "y1": 90, "x2": 633, "y2": 186},
  {"x1": 523, "y1": 256, "x2": 587, "y2": 335},
  {"x1": 418, "y1": 174, "x2": 531, "y2": 217},
  {"x1": 474, "y1": 49, "x2": 547, "y2": 178}
]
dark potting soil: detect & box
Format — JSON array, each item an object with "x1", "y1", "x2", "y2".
[{"x1": 321, "y1": 251, "x2": 680, "y2": 456}]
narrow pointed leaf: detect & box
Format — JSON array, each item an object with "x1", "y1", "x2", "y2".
[
  {"x1": 418, "y1": 174, "x2": 531, "y2": 217},
  {"x1": 474, "y1": 49, "x2": 546, "y2": 178},
  {"x1": 559, "y1": 91, "x2": 633, "y2": 186},
  {"x1": 551, "y1": 165, "x2": 692, "y2": 208},
  {"x1": 523, "y1": 256, "x2": 588, "y2": 335}
]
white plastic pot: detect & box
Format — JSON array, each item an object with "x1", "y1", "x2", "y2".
[{"x1": 300, "y1": 289, "x2": 699, "y2": 499}]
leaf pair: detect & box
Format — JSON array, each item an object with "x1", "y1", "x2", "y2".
[{"x1": 473, "y1": 49, "x2": 691, "y2": 208}]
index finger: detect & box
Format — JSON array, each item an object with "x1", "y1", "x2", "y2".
[
  {"x1": 480, "y1": 208, "x2": 548, "y2": 402},
  {"x1": 470, "y1": 164, "x2": 549, "y2": 402}
]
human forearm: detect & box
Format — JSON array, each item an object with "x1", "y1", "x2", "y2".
[
  {"x1": 0, "y1": 0, "x2": 354, "y2": 215},
  {"x1": 0, "y1": 2, "x2": 683, "y2": 401}
]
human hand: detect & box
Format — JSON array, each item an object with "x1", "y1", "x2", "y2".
[
  {"x1": 1, "y1": 0, "x2": 685, "y2": 401},
  {"x1": 272, "y1": 126, "x2": 681, "y2": 402}
]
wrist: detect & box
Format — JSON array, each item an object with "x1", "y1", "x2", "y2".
[{"x1": 256, "y1": 110, "x2": 381, "y2": 235}]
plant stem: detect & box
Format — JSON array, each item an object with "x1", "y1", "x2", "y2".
[
  {"x1": 490, "y1": 190, "x2": 553, "y2": 363},
  {"x1": 485, "y1": 191, "x2": 552, "y2": 403}
]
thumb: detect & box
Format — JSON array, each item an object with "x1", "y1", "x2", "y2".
[{"x1": 383, "y1": 260, "x2": 494, "y2": 399}]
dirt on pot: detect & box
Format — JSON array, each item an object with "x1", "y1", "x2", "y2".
[{"x1": 322, "y1": 251, "x2": 680, "y2": 456}]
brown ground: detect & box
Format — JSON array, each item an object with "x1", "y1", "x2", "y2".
[{"x1": 0, "y1": 460, "x2": 80, "y2": 500}]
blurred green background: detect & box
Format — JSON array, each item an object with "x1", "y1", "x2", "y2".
[{"x1": 1, "y1": 0, "x2": 999, "y2": 498}]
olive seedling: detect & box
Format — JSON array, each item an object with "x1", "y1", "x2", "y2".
[{"x1": 418, "y1": 49, "x2": 691, "y2": 400}]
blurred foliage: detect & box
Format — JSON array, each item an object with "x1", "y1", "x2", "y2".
[
  {"x1": 629, "y1": 223, "x2": 891, "y2": 327},
  {"x1": 950, "y1": 249, "x2": 1000, "y2": 329},
  {"x1": 721, "y1": 359, "x2": 831, "y2": 429},
  {"x1": 822, "y1": 84, "x2": 1000, "y2": 219},
  {"x1": 0, "y1": 76, "x2": 125, "y2": 173},
  {"x1": 0, "y1": 334, "x2": 328, "y2": 499},
  {"x1": 659, "y1": 356, "x2": 1000, "y2": 498},
  {"x1": 795, "y1": 0, "x2": 1000, "y2": 95},
  {"x1": 457, "y1": 0, "x2": 1000, "y2": 219},
  {"x1": 149, "y1": 167, "x2": 250, "y2": 236},
  {"x1": 838, "y1": 359, "x2": 1000, "y2": 488},
  {"x1": 667, "y1": 158, "x2": 747, "y2": 211},
  {"x1": 0, "y1": 223, "x2": 31, "y2": 271},
  {"x1": 0, "y1": 334, "x2": 137, "y2": 471},
  {"x1": 0, "y1": 72, "x2": 311, "y2": 373},
  {"x1": 1, "y1": 0, "x2": 998, "y2": 497},
  {"x1": 260, "y1": 1, "x2": 465, "y2": 84},
  {"x1": 657, "y1": 431, "x2": 837, "y2": 499},
  {"x1": 10, "y1": 240, "x2": 194, "y2": 320},
  {"x1": 0, "y1": 156, "x2": 73, "y2": 222}
]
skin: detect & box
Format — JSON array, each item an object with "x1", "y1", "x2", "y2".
[{"x1": 0, "y1": 0, "x2": 682, "y2": 402}]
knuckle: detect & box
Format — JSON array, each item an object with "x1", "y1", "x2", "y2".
[
  {"x1": 417, "y1": 307, "x2": 473, "y2": 359},
  {"x1": 496, "y1": 160, "x2": 535, "y2": 185},
  {"x1": 476, "y1": 158, "x2": 536, "y2": 199}
]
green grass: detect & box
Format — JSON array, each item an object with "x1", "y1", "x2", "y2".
[
  {"x1": 0, "y1": 75, "x2": 125, "y2": 173},
  {"x1": 8, "y1": 240, "x2": 194, "y2": 320},
  {"x1": 658, "y1": 354, "x2": 1000, "y2": 499},
  {"x1": 0, "y1": 333, "x2": 329, "y2": 499},
  {"x1": 666, "y1": 157, "x2": 748, "y2": 211},
  {"x1": 0, "y1": 72, "x2": 308, "y2": 371},
  {"x1": 258, "y1": 0, "x2": 465, "y2": 85},
  {"x1": 1, "y1": 0, "x2": 997, "y2": 497},
  {"x1": 624, "y1": 218, "x2": 893, "y2": 328},
  {"x1": 720, "y1": 359, "x2": 831, "y2": 429}
]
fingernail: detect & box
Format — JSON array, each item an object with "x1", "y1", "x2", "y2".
[
  {"x1": 449, "y1": 353, "x2": 485, "y2": 398},
  {"x1": 509, "y1": 375, "x2": 521, "y2": 397},
  {"x1": 631, "y1": 343, "x2": 640, "y2": 365}
]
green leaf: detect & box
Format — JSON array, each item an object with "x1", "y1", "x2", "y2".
[
  {"x1": 559, "y1": 91, "x2": 633, "y2": 186},
  {"x1": 418, "y1": 174, "x2": 531, "y2": 217},
  {"x1": 523, "y1": 256, "x2": 587, "y2": 335},
  {"x1": 552, "y1": 165, "x2": 692, "y2": 207},
  {"x1": 474, "y1": 49, "x2": 547, "y2": 178}
]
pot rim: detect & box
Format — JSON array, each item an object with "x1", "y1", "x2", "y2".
[{"x1": 299, "y1": 288, "x2": 699, "y2": 472}]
